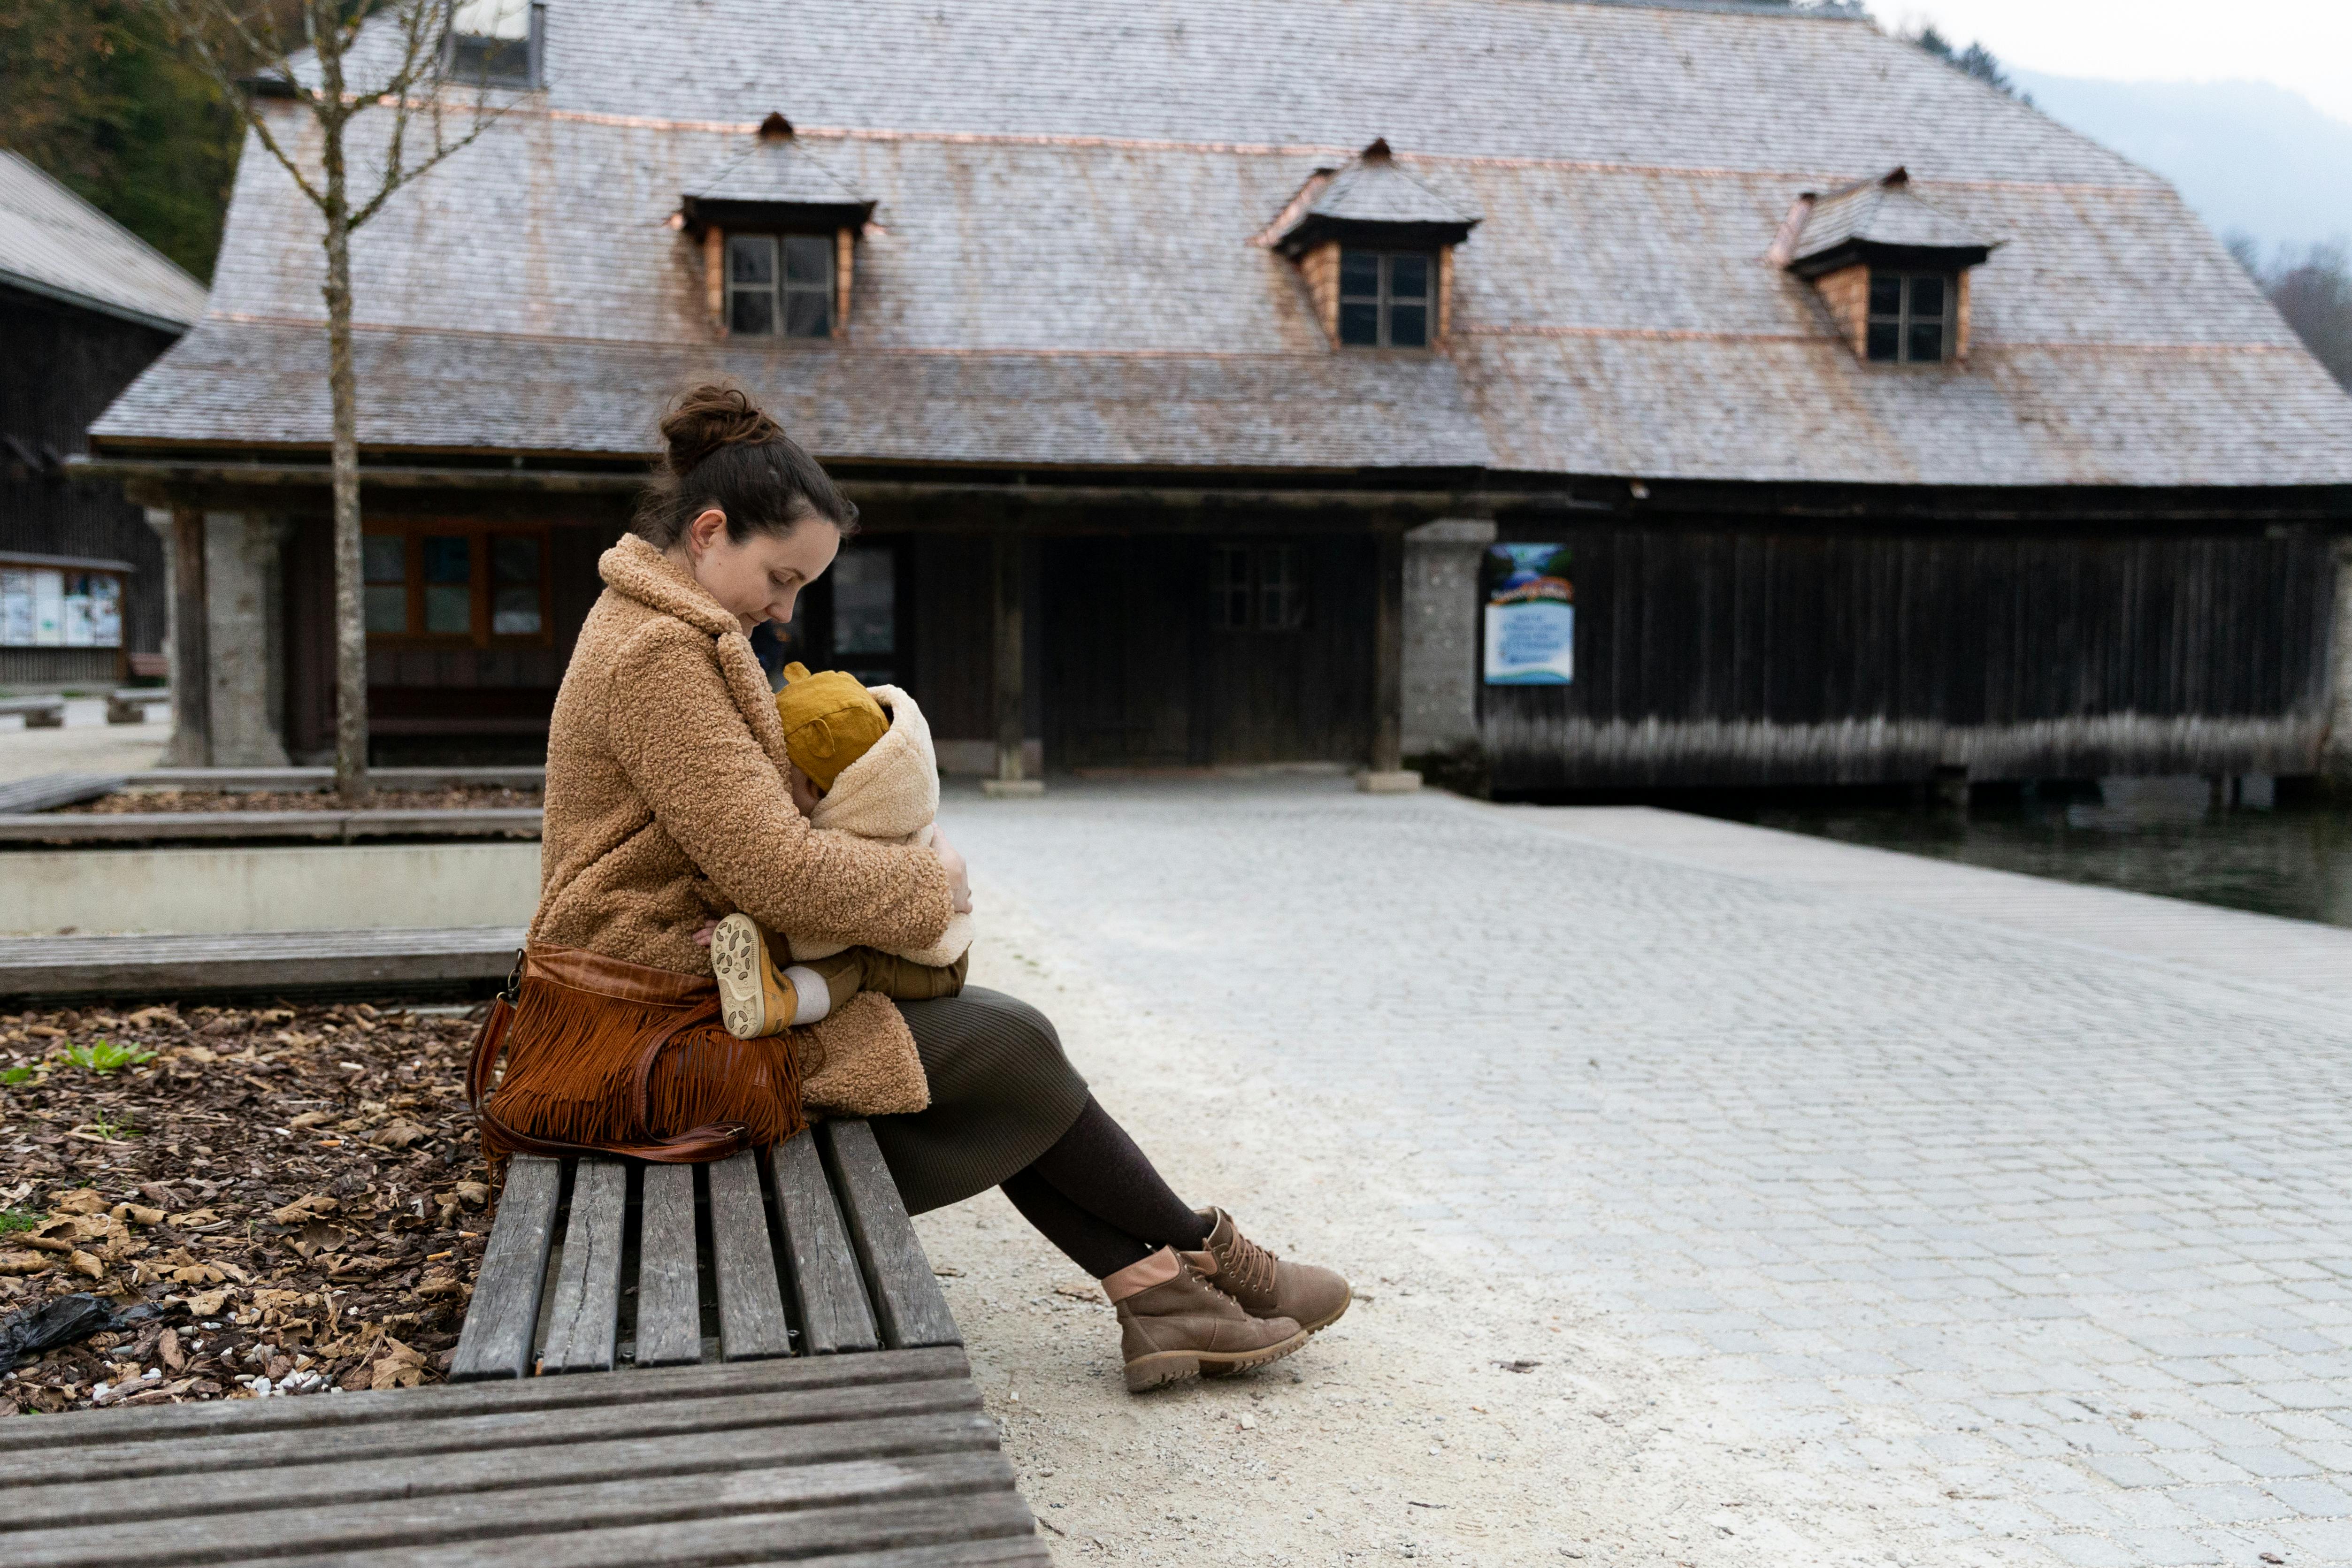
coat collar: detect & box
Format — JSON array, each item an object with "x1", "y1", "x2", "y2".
[{"x1": 598, "y1": 533, "x2": 742, "y2": 640}]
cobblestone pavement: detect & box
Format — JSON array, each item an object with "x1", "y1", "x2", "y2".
[{"x1": 938, "y1": 778, "x2": 2352, "y2": 1568}]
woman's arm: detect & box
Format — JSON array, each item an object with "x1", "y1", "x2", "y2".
[{"x1": 605, "y1": 622, "x2": 955, "y2": 951}]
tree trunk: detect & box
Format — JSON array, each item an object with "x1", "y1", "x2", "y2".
[{"x1": 319, "y1": 115, "x2": 371, "y2": 803}]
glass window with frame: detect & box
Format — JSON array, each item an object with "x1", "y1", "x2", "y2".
[
  {"x1": 362, "y1": 527, "x2": 549, "y2": 642},
  {"x1": 1338, "y1": 249, "x2": 1433, "y2": 349},
  {"x1": 1865, "y1": 270, "x2": 1953, "y2": 364},
  {"x1": 448, "y1": 0, "x2": 536, "y2": 86},
  {"x1": 727, "y1": 233, "x2": 835, "y2": 338},
  {"x1": 1211, "y1": 544, "x2": 1308, "y2": 632}
]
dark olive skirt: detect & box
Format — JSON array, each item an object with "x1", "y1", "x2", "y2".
[{"x1": 867, "y1": 986, "x2": 1091, "y2": 1215}]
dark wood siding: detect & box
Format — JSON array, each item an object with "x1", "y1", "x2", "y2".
[
  {"x1": 1484, "y1": 528, "x2": 2338, "y2": 789},
  {"x1": 1, "y1": 284, "x2": 177, "y2": 657}
]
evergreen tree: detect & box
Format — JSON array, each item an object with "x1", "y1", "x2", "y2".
[{"x1": 1908, "y1": 24, "x2": 2028, "y2": 102}]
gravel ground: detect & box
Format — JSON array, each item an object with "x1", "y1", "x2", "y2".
[{"x1": 920, "y1": 879, "x2": 1851, "y2": 1568}]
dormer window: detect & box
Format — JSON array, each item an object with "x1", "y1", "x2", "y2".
[
  {"x1": 1258, "y1": 139, "x2": 1479, "y2": 352},
  {"x1": 1867, "y1": 271, "x2": 1953, "y2": 363},
  {"x1": 727, "y1": 234, "x2": 835, "y2": 338},
  {"x1": 682, "y1": 115, "x2": 873, "y2": 343},
  {"x1": 1339, "y1": 251, "x2": 1433, "y2": 349},
  {"x1": 447, "y1": 0, "x2": 544, "y2": 89},
  {"x1": 1773, "y1": 168, "x2": 1992, "y2": 367}
]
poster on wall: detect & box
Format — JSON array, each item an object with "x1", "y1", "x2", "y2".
[
  {"x1": 30, "y1": 569, "x2": 65, "y2": 647},
  {"x1": 1481, "y1": 543, "x2": 1575, "y2": 685},
  {"x1": 86, "y1": 575, "x2": 122, "y2": 647},
  {"x1": 0, "y1": 571, "x2": 30, "y2": 646}
]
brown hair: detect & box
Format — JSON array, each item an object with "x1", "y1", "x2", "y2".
[{"x1": 631, "y1": 384, "x2": 858, "y2": 548}]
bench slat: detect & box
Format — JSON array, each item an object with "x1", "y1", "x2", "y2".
[
  {"x1": 539, "y1": 1159, "x2": 627, "y2": 1374},
  {"x1": 823, "y1": 1120, "x2": 963, "y2": 1349},
  {"x1": 770, "y1": 1131, "x2": 881, "y2": 1355},
  {"x1": 0, "y1": 1377, "x2": 983, "y2": 1490},
  {"x1": 0, "y1": 1408, "x2": 1002, "y2": 1533},
  {"x1": 449, "y1": 1156, "x2": 563, "y2": 1381},
  {"x1": 211, "y1": 1493, "x2": 1048, "y2": 1568},
  {"x1": 708, "y1": 1149, "x2": 794, "y2": 1361},
  {"x1": 633, "y1": 1162, "x2": 701, "y2": 1368},
  {"x1": 4, "y1": 1450, "x2": 1024, "y2": 1568}
]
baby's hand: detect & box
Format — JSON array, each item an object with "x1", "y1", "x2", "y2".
[{"x1": 692, "y1": 920, "x2": 718, "y2": 948}]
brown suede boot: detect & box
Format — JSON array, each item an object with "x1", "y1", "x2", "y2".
[
  {"x1": 1187, "y1": 1208, "x2": 1353, "y2": 1334},
  {"x1": 1105, "y1": 1247, "x2": 1308, "y2": 1392}
]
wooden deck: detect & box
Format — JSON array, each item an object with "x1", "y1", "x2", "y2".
[{"x1": 0, "y1": 926, "x2": 524, "y2": 1002}]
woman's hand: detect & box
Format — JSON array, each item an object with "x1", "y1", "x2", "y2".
[
  {"x1": 691, "y1": 920, "x2": 718, "y2": 948},
  {"x1": 931, "y1": 828, "x2": 974, "y2": 915}
]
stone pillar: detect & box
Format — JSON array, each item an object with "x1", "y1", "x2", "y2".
[
  {"x1": 204, "y1": 512, "x2": 292, "y2": 768},
  {"x1": 147, "y1": 506, "x2": 211, "y2": 767},
  {"x1": 1359, "y1": 526, "x2": 1421, "y2": 793},
  {"x1": 2327, "y1": 538, "x2": 2352, "y2": 787},
  {"x1": 982, "y1": 530, "x2": 1042, "y2": 797},
  {"x1": 1401, "y1": 518, "x2": 1496, "y2": 756}
]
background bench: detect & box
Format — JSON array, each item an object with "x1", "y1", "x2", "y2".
[
  {"x1": 0, "y1": 694, "x2": 65, "y2": 728},
  {"x1": 105, "y1": 687, "x2": 171, "y2": 724}
]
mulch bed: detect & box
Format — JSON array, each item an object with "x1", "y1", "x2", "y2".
[
  {"x1": 53, "y1": 788, "x2": 543, "y2": 814},
  {"x1": 0, "y1": 1000, "x2": 493, "y2": 1415}
]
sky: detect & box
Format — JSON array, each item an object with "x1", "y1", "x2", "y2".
[{"x1": 1889, "y1": 1, "x2": 2352, "y2": 123}]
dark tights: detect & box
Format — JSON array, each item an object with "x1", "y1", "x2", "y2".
[{"x1": 999, "y1": 1096, "x2": 1210, "y2": 1277}]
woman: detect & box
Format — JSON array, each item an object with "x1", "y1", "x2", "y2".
[{"x1": 483, "y1": 385, "x2": 1349, "y2": 1392}]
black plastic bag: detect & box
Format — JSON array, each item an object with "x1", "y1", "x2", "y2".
[{"x1": 0, "y1": 1293, "x2": 159, "y2": 1374}]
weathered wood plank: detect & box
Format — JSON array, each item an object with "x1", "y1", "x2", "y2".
[
  {"x1": 769, "y1": 1131, "x2": 880, "y2": 1355},
  {"x1": 222, "y1": 1492, "x2": 1045, "y2": 1568},
  {"x1": 0, "y1": 1377, "x2": 983, "y2": 1490},
  {"x1": 2, "y1": 1409, "x2": 1003, "y2": 1531},
  {"x1": 750, "y1": 1540, "x2": 1053, "y2": 1568},
  {"x1": 0, "y1": 1346, "x2": 973, "y2": 1452},
  {"x1": 708, "y1": 1149, "x2": 793, "y2": 1361},
  {"x1": 824, "y1": 1119, "x2": 962, "y2": 1349},
  {"x1": 123, "y1": 766, "x2": 546, "y2": 791},
  {"x1": 0, "y1": 807, "x2": 542, "y2": 843},
  {"x1": 633, "y1": 1161, "x2": 700, "y2": 1368},
  {"x1": 449, "y1": 1156, "x2": 564, "y2": 1381},
  {"x1": 7, "y1": 1451, "x2": 1020, "y2": 1566},
  {"x1": 0, "y1": 773, "x2": 123, "y2": 814},
  {"x1": 539, "y1": 1159, "x2": 627, "y2": 1374},
  {"x1": 0, "y1": 926, "x2": 523, "y2": 998}
]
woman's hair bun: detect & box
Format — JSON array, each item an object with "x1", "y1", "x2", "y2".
[{"x1": 660, "y1": 384, "x2": 784, "y2": 479}]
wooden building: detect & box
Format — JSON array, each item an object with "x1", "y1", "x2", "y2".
[
  {"x1": 83, "y1": 0, "x2": 2352, "y2": 784},
  {"x1": 1, "y1": 150, "x2": 204, "y2": 689}
]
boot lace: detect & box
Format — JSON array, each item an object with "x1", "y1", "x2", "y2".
[{"x1": 1214, "y1": 1223, "x2": 1279, "y2": 1300}]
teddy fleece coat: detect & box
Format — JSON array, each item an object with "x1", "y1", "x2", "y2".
[{"x1": 527, "y1": 534, "x2": 954, "y2": 1119}]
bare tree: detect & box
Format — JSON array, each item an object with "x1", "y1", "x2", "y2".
[
  {"x1": 152, "y1": 0, "x2": 508, "y2": 800},
  {"x1": 2231, "y1": 234, "x2": 2352, "y2": 393}
]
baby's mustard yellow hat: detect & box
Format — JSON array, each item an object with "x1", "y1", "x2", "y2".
[{"x1": 773, "y1": 662, "x2": 889, "y2": 792}]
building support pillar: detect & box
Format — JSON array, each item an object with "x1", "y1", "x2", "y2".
[
  {"x1": 151, "y1": 505, "x2": 212, "y2": 767},
  {"x1": 1360, "y1": 525, "x2": 1420, "y2": 793},
  {"x1": 1401, "y1": 518, "x2": 1496, "y2": 757},
  {"x1": 204, "y1": 512, "x2": 292, "y2": 768},
  {"x1": 2326, "y1": 537, "x2": 2352, "y2": 788},
  {"x1": 983, "y1": 530, "x2": 1042, "y2": 797}
]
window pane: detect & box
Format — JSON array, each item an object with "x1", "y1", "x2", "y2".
[
  {"x1": 784, "y1": 288, "x2": 832, "y2": 339},
  {"x1": 1258, "y1": 546, "x2": 1305, "y2": 631},
  {"x1": 1389, "y1": 253, "x2": 1430, "y2": 301},
  {"x1": 831, "y1": 547, "x2": 895, "y2": 655},
  {"x1": 1387, "y1": 304, "x2": 1428, "y2": 348},
  {"x1": 1212, "y1": 545, "x2": 1251, "y2": 629},
  {"x1": 1339, "y1": 302, "x2": 1380, "y2": 345},
  {"x1": 492, "y1": 535, "x2": 539, "y2": 584},
  {"x1": 731, "y1": 291, "x2": 775, "y2": 336},
  {"x1": 363, "y1": 535, "x2": 406, "y2": 584},
  {"x1": 424, "y1": 585, "x2": 472, "y2": 635},
  {"x1": 1869, "y1": 272, "x2": 1903, "y2": 316},
  {"x1": 365, "y1": 585, "x2": 408, "y2": 635},
  {"x1": 728, "y1": 235, "x2": 776, "y2": 284},
  {"x1": 423, "y1": 535, "x2": 471, "y2": 584},
  {"x1": 1339, "y1": 250, "x2": 1379, "y2": 298},
  {"x1": 492, "y1": 586, "x2": 542, "y2": 635},
  {"x1": 1909, "y1": 274, "x2": 1946, "y2": 318},
  {"x1": 1866, "y1": 321, "x2": 1900, "y2": 362},
  {"x1": 783, "y1": 234, "x2": 832, "y2": 285},
  {"x1": 1908, "y1": 320, "x2": 1946, "y2": 363}
]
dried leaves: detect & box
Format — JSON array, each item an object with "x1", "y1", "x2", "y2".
[{"x1": 0, "y1": 999, "x2": 493, "y2": 1415}]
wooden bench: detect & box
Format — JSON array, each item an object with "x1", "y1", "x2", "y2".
[
  {"x1": 104, "y1": 687, "x2": 171, "y2": 724},
  {"x1": 0, "y1": 694, "x2": 65, "y2": 728}
]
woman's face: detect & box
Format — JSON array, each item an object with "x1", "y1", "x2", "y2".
[{"x1": 674, "y1": 506, "x2": 841, "y2": 632}]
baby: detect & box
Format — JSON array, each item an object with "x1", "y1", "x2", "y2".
[{"x1": 711, "y1": 663, "x2": 973, "y2": 1039}]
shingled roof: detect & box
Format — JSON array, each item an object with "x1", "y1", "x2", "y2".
[
  {"x1": 91, "y1": 0, "x2": 2352, "y2": 489},
  {"x1": 1777, "y1": 167, "x2": 1992, "y2": 275},
  {"x1": 0, "y1": 150, "x2": 207, "y2": 333}
]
